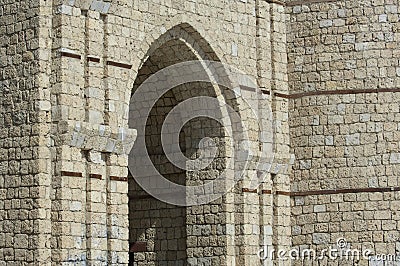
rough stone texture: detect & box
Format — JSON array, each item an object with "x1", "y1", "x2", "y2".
[
  {"x1": 0, "y1": 0, "x2": 53, "y2": 264},
  {"x1": 0, "y1": 0, "x2": 399, "y2": 265},
  {"x1": 287, "y1": 0, "x2": 400, "y2": 265}
]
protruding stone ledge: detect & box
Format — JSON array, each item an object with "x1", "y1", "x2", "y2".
[
  {"x1": 106, "y1": 60, "x2": 132, "y2": 69},
  {"x1": 110, "y1": 176, "x2": 128, "y2": 182},
  {"x1": 61, "y1": 171, "x2": 83, "y2": 177},
  {"x1": 59, "y1": 48, "x2": 82, "y2": 60},
  {"x1": 268, "y1": 187, "x2": 400, "y2": 197},
  {"x1": 267, "y1": 0, "x2": 345, "y2": 7},
  {"x1": 286, "y1": 0, "x2": 339, "y2": 7},
  {"x1": 270, "y1": 87, "x2": 400, "y2": 99},
  {"x1": 276, "y1": 191, "x2": 291, "y2": 196},
  {"x1": 56, "y1": 121, "x2": 137, "y2": 155},
  {"x1": 242, "y1": 188, "x2": 258, "y2": 193},
  {"x1": 89, "y1": 0, "x2": 111, "y2": 14},
  {"x1": 265, "y1": 0, "x2": 286, "y2": 5},
  {"x1": 87, "y1": 56, "x2": 101, "y2": 63},
  {"x1": 56, "y1": 0, "x2": 111, "y2": 15},
  {"x1": 89, "y1": 174, "x2": 102, "y2": 179},
  {"x1": 239, "y1": 85, "x2": 257, "y2": 93}
]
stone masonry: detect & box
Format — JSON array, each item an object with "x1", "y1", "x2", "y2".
[{"x1": 0, "y1": 0, "x2": 399, "y2": 265}]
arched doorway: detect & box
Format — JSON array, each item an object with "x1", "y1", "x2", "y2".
[{"x1": 128, "y1": 24, "x2": 240, "y2": 265}]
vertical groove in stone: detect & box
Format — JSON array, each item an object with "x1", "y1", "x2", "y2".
[
  {"x1": 106, "y1": 154, "x2": 112, "y2": 265},
  {"x1": 83, "y1": 12, "x2": 90, "y2": 123},
  {"x1": 103, "y1": 14, "x2": 110, "y2": 126}
]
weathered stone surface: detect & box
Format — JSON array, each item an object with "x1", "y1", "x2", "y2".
[
  {"x1": 288, "y1": 1, "x2": 400, "y2": 265},
  {"x1": 1, "y1": 0, "x2": 399, "y2": 265}
]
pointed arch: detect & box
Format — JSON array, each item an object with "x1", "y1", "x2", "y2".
[
  {"x1": 129, "y1": 13, "x2": 229, "y2": 77},
  {"x1": 128, "y1": 20, "x2": 240, "y2": 266}
]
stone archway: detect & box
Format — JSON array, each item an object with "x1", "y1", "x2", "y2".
[{"x1": 127, "y1": 24, "x2": 239, "y2": 265}]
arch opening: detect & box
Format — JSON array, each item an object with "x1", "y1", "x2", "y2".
[{"x1": 128, "y1": 24, "x2": 239, "y2": 265}]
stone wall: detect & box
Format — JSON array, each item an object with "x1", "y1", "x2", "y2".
[
  {"x1": 0, "y1": 0, "x2": 54, "y2": 264},
  {"x1": 3, "y1": 0, "x2": 399, "y2": 265},
  {"x1": 287, "y1": 0, "x2": 400, "y2": 264},
  {"x1": 1, "y1": 0, "x2": 292, "y2": 264}
]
